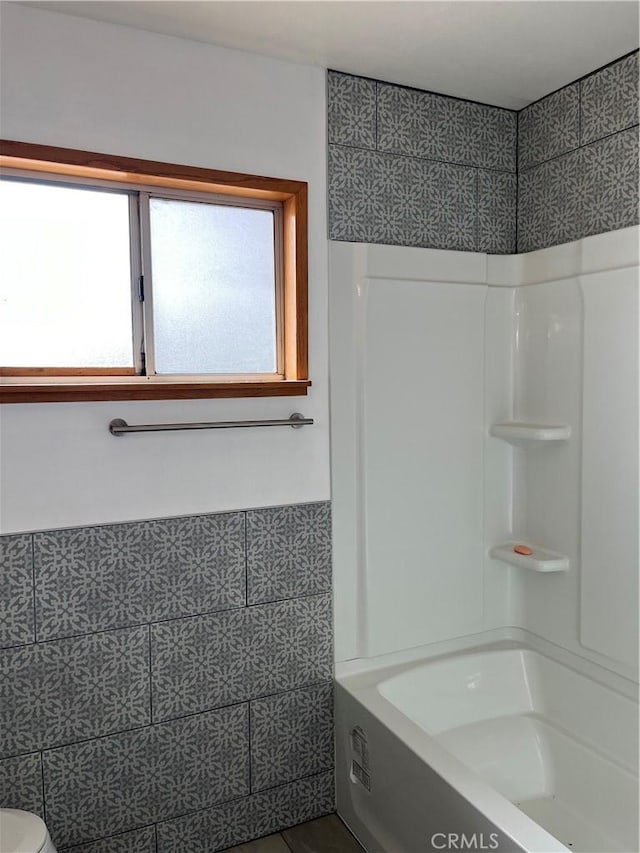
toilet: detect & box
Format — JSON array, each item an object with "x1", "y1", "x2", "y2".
[{"x1": 0, "y1": 810, "x2": 57, "y2": 853}]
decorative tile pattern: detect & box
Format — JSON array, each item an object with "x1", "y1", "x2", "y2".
[
  {"x1": 377, "y1": 84, "x2": 517, "y2": 171},
  {"x1": 247, "y1": 502, "x2": 332, "y2": 604},
  {"x1": 43, "y1": 705, "x2": 250, "y2": 848},
  {"x1": 328, "y1": 64, "x2": 638, "y2": 254},
  {"x1": 581, "y1": 52, "x2": 639, "y2": 145},
  {"x1": 250, "y1": 682, "x2": 334, "y2": 791},
  {"x1": 251, "y1": 771, "x2": 335, "y2": 839},
  {"x1": 151, "y1": 608, "x2": 252, "y2": 720},
  {"x1": 517, "y1": 149, "x2": 583, "y2": 253},
  {"x1": 60, "y1": 826, "x2": 156, "y2": 853},
  {"x1": 151, "y1": 594, "x2": 332, "y2": 722},
  {"x1": 581, "y1": 128, "x2": 640, "y2": 238},
  {"x1": 328, "y1": 145, "x2": 477, "y2": 250},
  {"x1": 477, "y1": 170, "x2": 517, "y2": 254},
  {"x1": 0, "y1": 753, "x2": 44, "y2": 816},
  {"x1": 0, "y1": 534, "x2": 34, "y2": 648},
  {"x1": 327, "y1": 71, "x2": 377, "y2": 149},
  {"x1": 327, "y1": 146, "x2": 385, "y2": 243},
  {"x1": 34, "y1": 513, "x2": 246, "y2": 641},
  {"x1": 5, "y1": 503, "x2": 332, "y2": 853},
  {"x1": 157, "y1": 796, "x2": 251, "y2": 853},
  {"x1": 156, "y1": 772, "x2": 335, "y2": 853},
  {"x1": 518, "y1": 84, "x2": 580, "y2": 172},
  {"x1": 243, "y1": 595, "x2": 333, "y2": 699},
  {"x1": 0, "y1": 627, "x2": 150, "y2": 758}
]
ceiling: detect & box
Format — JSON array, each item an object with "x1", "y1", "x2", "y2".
[{"x1": 21, "y1": 1, "x2": 640, "y2": 109}]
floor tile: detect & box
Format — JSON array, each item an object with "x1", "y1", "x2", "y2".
[
  {"x1": 282, "y1": 815, "x2": 364, "y2": 853},
  {"x1": 222, "y1": 834, "x2": 290, "y2": 853}
]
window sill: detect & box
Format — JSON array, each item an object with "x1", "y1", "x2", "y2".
[{"x1": 0, "y1": 377, "x2": 312, "y2": 403}]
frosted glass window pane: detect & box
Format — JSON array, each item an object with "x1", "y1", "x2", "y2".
[
  {"x1": 149, "y1": 198, "x2": 277, "y2": 374},
  {"x1": 0, "y1": 180, "x2": 133, "y2": 367}
]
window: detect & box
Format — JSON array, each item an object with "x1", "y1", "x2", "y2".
[{"x1": 0, "y1": 141, "x2": 309, "y2": 402}]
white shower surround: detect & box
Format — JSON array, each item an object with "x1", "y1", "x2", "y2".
[
  {"x1": 330, "y1": 225, "x2": 639, "y2": 680},
  {"x1": 329, "y1": 226, "x2": 639, "y2": 851}
]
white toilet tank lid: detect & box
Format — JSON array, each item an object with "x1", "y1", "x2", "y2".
[{"x1": 0, "y1": 809, "x2": 49, "y2": 853}]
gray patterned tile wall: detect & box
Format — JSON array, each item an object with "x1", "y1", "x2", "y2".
[
  {"x1": 60, "y1": 827, "x2": 157, "y2": 853},
  {"x1": 0, "y1": 753, "x2": 44, "y2": 816},
  {"x1": 1, "y1": 534, "x2": 35, "y2": 648},
  {"x1": 156, "y1": 771, "x2": 335, "y2": 853},
  {"x1": 151, "y1": 595, "x2": 332, "y2": 722},
  {"x1": 250, "y1": 683, "x2": 334, "y2": 791},
  {"x1": 517, "y1": 51, "x2": 639, "y2": 252},
  {"x1": 328, "y1": 70, "x2": 518, "y2": 253},
  {"x1": 34, "y1": 512, "x2": 246, "y2": 640},
  {"x1": 247, "y1": 503, "x2": 332, "y2": 604},
  {"x1": 0, "y1": 627, "x2": 150, "y2": 756},
  {"x1": 0, "y1": 502, "x2": 334, "y2": 851},
  {"x1": 328, "y1": 50, "x2": 639, "y2": 255}
]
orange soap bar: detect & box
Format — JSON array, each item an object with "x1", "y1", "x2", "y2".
[{"x1": 513, "y1": 545, "x2": 533, "y2": 556}]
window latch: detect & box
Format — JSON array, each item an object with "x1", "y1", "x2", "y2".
[{"x1": 138, "y1": 275, "x2": 145, "y2": 302}]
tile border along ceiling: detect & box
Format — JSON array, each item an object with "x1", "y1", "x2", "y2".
[{"x1": 19, "y1": 1, "x2": 640, "y2": 109}]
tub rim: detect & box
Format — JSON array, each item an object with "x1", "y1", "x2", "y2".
[{"x1": 335, "y1": 628, "x2": 639, "y2": 853}]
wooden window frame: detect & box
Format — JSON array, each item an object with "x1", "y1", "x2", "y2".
[{"x1": 0, "y1": 140, "x2": 310, "y2": 403}]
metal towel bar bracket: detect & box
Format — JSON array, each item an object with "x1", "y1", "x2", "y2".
[{"x1": 109, "y1": 413, "x2": 313, "y2": 436}]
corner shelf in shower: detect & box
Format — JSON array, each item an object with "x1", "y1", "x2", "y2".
[
  {"x1": 489, "y1": 422, "x2": 571, "y2": 446},
  {"x1": 490, "y1": 543, "x2": 569, "y2": 573}
]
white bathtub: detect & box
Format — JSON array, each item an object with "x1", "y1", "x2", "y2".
[{"x1": 335, "y1": 638, "x2": 639, "y2": 853}]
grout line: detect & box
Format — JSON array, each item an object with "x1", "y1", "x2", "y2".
[
  {"x1": 515, "y1": 109, "x2": 520, "y2": 253},
  {"x1": 3, "y1": 589, "x2": 332, "y2": 649},
  {"x1": 247, "y1": 699, "x2": 252, "y2": 794},
  {"x1": 329, "y1": 49, "x2": 639, "y2": 118},
  {"x1": 475, "y1": 167, "x2": 480, "y2": 252},
  {"x1": 519, "y1": 122, "x2": 639, "y2": 174},
  {"x1": 517, "y1": 48, "x2": 638, "y2": 113},
  {"x1": 375, "y1": 81, "x2": 379, "y2": 151},
  {"x1": 329, "y1": 140, "x2": 515, "y2": 174},
  {"x1": 1, "y1": 500, "x2": 330, "y2": 538},
  {"x1": 244, "y1": 511, "x2": 249, "y2": 606},
  {"x1": 328, "y1": 66, "x2": 519, "y2": 113},
  {"x1": 31, "y1": 535, "x2": 37, "y2": 644},
  {"x1": 1, "y1": 680, "x2": 333, "y2": 762},
  {"x1": 148, "y1": 624, "x2": 154, "y2": 724},
  {"x1": 153, "y1": 769, "x2": 334, "y2": 830},
  {"x1": 57, "y1": 821, "x2": 160, "y2": 852},
  {"x1": 578, "y1": 78, "x2": 583, "y2": 147},
  {"x1": 39, "y1": 751, "x2": 47, "y2": 826}
]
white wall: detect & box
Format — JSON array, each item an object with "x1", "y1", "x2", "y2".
[{"x1": 0, "y1": 4, "x2": 330, "y2": 533}]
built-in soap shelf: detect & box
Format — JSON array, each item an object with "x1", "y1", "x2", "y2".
[
  {"x1": 490, "y1": 542, "x2": 569, "y2": 573},
  {"x1": 490, "y1": 422, "x2": 571, "y2": 446}
]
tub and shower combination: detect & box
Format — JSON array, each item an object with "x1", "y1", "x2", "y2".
[
  {"x1": 336, "y1": 639, "x2": 638, "y2": 853},
  {"x1": 330, "y1": 230, "x2": 640, "y2": 853}
]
